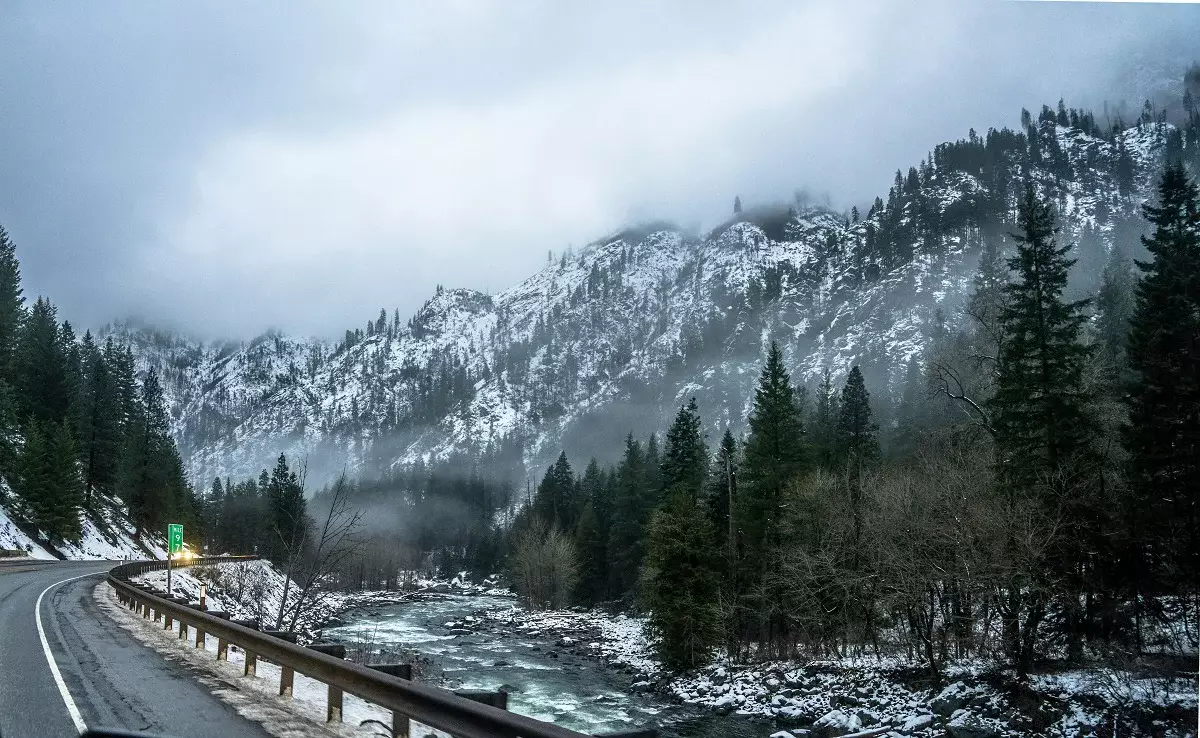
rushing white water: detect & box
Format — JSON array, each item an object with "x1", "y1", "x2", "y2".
[{"x1": 323, "y1": 595, "x2": 760, "y2": 737}]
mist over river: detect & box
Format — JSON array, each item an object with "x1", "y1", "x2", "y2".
[{"x1": 322, "y1": 594, "x2": 762, "y2": 737}]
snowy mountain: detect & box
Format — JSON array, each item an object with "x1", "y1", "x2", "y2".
[{"x1": 111, "y1": 113, "x2": 1183, "y2": 488}]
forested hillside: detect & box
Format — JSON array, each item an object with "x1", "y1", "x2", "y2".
[
  {"x1": 0, "y1": 232, "x2": 196, "y2": 556},
  {"x1": 120, "y1": 90, "x2": 1199, "y2": 498}
]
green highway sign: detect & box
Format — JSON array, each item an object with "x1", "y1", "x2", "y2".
[{"x1": 168, "y1": 523, "x2": 184, "y2": 555}]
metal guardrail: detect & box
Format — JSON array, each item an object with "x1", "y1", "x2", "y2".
[{"x1": 108, "y1": 558, "x2": 596, "y2": 738}]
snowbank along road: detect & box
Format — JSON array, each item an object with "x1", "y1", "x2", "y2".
[{"x1": 0, "y1": 559, "x2": 271, "y2": 738}]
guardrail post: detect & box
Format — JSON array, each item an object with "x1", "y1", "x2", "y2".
[
  {"x1": 279, "y1": 666, "x2": 294, "y2": 698},
  {"x1": 230, "y1": 618, "x2": 259, "y2": 675},
  {"x1": 369, "y1": 665, "x2": 413, "y2": 737},
  {"x1": 306, "y1": 644, "x2": 347, "y2": 722},
  {"x1": 188, "y1": 604, "x2": 205, "y2": 649},
  {"x1": 265, "y1": 631, "x2": 298, "y2": 698},
  {"x1": 209, "y1": 611, "x2": 230, "y2": 660}
]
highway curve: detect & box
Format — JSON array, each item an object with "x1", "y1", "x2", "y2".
[{"x1": 0, "y1": 559, "x2": 272, "y2": 738}]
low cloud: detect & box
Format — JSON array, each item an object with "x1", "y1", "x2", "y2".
[{"x1": 3, "y1": 0, "x2": 1196, "y2": 338}]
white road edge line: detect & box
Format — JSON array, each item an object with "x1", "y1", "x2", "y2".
[{"x1": 36, "y1": 572, "x2": 97, "y2": 736}]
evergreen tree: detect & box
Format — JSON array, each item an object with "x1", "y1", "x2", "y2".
[
  {"x1": 267, "y1": 453, "x2": 307, "y2": 564},
  {"x1": 968, "y1": 237, "x2": 1009, "y2": 332},
  {"x1": 739, "y1": 342, "x2": 807, "y2": 568},
  {"x1": 837, "y1": 366, "x2": 879, "y2": 554},
  {"x1": 74, "y1": 331, "x2": 122, "y2": 508},
  {"x1": 1096, "y1": 243, "x2": 1137, "y2": 389},
  {"x1": 810, "y1": 370, "x2": 840, "y2": 469},
  {"x1": 574, "y1": 459, "x2": 609, "y2": 604},
  {"x1": 45, "y1": 422, "x2": 84, "y2": 541},
  {"x1": 0, "y1": 381, "x2": 16, "y2": 488},
  {"x1": 0, "y1": 226, "x2": 23, "y2": 372},
  {"x1": 118, "y1": 368, "x2": 186, "y2": 538},
  {"x1": 988, "y1": 183, "x2": 1096, "y2": 671},
  {"x1": 644, "y1": 433, "x2": 662, "y2": 506},
  {"x1": 989, "y1": 184, "x2": 1094, "y2": 493},
  {"x1": 1124, "y1": 164, "x2": 1200, "y2": 594},
  {"x1": 13, "y1": 298, "x2": 70, "y2": 427},
  {"x1": 16, "y1": 420, "x2": 83, "y2": 541},
  {"x1": 660, "y1": 398, "x2": 708, "y2": 501},
  {"x1": 892, "y1": 356, "x2": 926, "y2": 454},
  {"x1": 733, "y1": 196, "x2": 743, "y2": 215},
  {"x1": 532, "y1": 452, "x2": 575, "y2": 531},
  {"x1": 608, "y1": 434, "x2": 647, "y2": 597},
  {"x1": 643, "y1": 488, "x2": 721, "y2": 671},
  {"x1": 706, "y1": 428, "x2": 738, "y2": 556},
  {"x1": 737, "y1": 341, "x2": 807, "y2": 652}
]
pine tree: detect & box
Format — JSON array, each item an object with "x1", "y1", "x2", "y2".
[
  {"x1": 0, "y1": 381, "x2": 16, "y2": 488},
  {"x1": 989, "y1": 184, "x2": 1094, "y2": 492},
  {"x1": 608, "y1": 434, "x2": 647, "y2": 597},
  {"x1": 733, "y1": 196, "x2": 743, "y2": 215},
  {"x1": 810, "y1": 370, "x2": 840, "y2": 469},
  {"x1": 532, "y1": 452, "x2": 577, "y2": 532},
  {"x1": 13, "y1": 298, "x2": 70, "y2": 427},
  {"x1": 737, "y1": 341, "x2": 807, "y2": 652},
  {"x1": 1096, "y1": 243, "x2": 1136, "y2": 390},
  {"x1": 16, "y1": 420, "x2": 83, "y2": 541},
  {"x1": 74, "y1": 331, "x2": 122, "y2": 508},
  {"x1": 660, "y1": 398, "x2": 708, "y2": 501},
  {"x1": 574, "y1": 459, "x2": 609, "y2": 604},
  {"x1": 0, "y1": 226, "x2": 23, "y2": 372},
  {"x1": 267, "y1": 453, "x2": 307, "y2": 564},
  {"x1": 1124, "y1": 164, "x2": 1200, "y2": 594},
  {"x1": 893, "y1": 356, "x2": 926, "y2": 455},
  {"x1": 837, "y1": 366, "x2": 879, "y2": 553},
  {"x1": 739, "y1": 342, "x2": 807, "y2": 567},
  {"x1": 45, "y1": 422, "x2": 84, "y2": 541},
  {"x1": 118, "y1": 368, "x2": 185, "y2": 538},
  {"x1": 988, "y1": 183, "x2": 1096, "y2": 672},
  {"x1": 643, "y1": 488, "x2": 721, "y2": 671},
  {"x1": 706, "y1": 429, "x2": 738, "y2": 556}
]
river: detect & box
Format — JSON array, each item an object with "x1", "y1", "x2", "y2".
[{"x1": 322, "y1": 594, "x2": 763, "y2": 737}]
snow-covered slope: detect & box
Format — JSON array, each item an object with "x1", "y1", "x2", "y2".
[
  {"x1": 113, "y1": 118, "x2": 1181, "y2": 486},
  {"x1": 0, "y1": 492, "x2": 166, "y2": 560}
]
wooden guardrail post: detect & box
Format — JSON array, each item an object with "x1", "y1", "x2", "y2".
[
  {"x1": 188, "y1": 604, "x2": 206, "y2": 649},
  {"x1": 265, "y1": 631, "x2": 297, "y2": 698},
  {"x1": 370, "y1": 664, "x2": 413, "y2": 737},
  {"x1": 307, "y1": 643, "x2": 347, "y2": 722},
  {"x1": 230, "y1": 618, "x2": 259, "y2": 675},
  {"x1": 209, "y1": 611, "x2": 230, "y2": 660}
]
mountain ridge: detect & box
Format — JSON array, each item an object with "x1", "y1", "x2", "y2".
[{"x1": 108, "y1": 106, "x2": 1192, "y2": 488}]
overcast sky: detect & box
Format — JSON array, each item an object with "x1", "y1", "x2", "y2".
[{"x1": 1, "y1": 1, "x2": 1196, "y2": 340}]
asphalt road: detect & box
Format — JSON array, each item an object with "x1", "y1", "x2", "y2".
[{"x1": 0, "y1": 559, "x2": 273, "y2": 738}]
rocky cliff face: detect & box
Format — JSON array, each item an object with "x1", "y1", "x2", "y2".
[{"x1": 111, "y1": 114, "x2": 1181, "y2": 487}]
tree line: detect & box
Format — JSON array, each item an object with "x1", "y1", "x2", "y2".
[
  {"x1": 511, "y1": 165, "x2": 1199, "y2": 677},
  {"x1": 0, "y1": 231, "x2": 198, "y2": 546}
]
